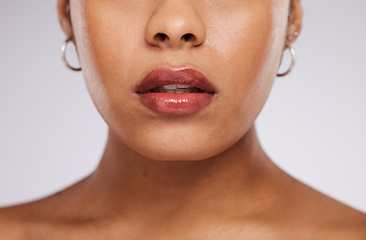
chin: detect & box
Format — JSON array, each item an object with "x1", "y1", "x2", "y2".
[
  {"x1": 125, "y1": 128, "x2": 239, "y2": 162},
  {"x1": 135, "y1": 144, "x2": 221, "y2": 162}
]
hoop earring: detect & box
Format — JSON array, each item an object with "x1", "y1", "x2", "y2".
[
  {"x1": 61, "y1": 37, "x2": 82, "y2": 72},
  {"x1": 277, "y1": 43, "x2": 296, "y2": 77}
]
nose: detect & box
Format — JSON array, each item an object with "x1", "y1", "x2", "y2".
[{"x1": 145, "y1": 0, "x2": 206, "y2": 49}]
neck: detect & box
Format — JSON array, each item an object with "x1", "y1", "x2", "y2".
[{"x1": 86, "y1": 126, "x2": 274, "y2": 220}]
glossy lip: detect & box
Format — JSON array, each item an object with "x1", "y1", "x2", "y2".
[
  {"x1": 136, "y1": 68, "x2": 217, "y2": 115},
  {"x1": 136, "y1": 68, "x2": 216, "y2": 94}
]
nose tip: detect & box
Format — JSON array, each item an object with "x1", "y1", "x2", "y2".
[{"x1": 145, "y1": 1, "x2": 206, "y2": 49}]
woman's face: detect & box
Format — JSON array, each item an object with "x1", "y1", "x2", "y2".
[{"x1": 59, "y1": 0, "x2": 301, "y2": 161}]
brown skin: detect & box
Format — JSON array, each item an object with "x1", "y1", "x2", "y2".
[{"x1": 1, "y1": 0, "x2": 365, "y2": 239}]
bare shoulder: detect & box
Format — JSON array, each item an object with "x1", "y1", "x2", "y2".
[
  {"x1": 277, "y1": 174, "x2": 366, "y2": 239},
  {"x1": 0, "y1": 178, "x2": 91, "y2": 239},
  {"x1": 318, "y1": 201, "x2": 366, "y2": 240},
  {"x1": 0, "y1": 193, "x2": 67, "y2": 239},
  {"x1": 0, "y1": 203, "x2": 34, "y2": 239}
]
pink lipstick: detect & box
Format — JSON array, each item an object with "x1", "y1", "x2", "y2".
[{"x1": 136, "y1": 68, "x2": 216, "y2": 115}]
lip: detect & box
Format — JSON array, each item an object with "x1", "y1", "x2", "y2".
[{"x1": 136, "y1": 68, "x2": 216, "y2": 115}]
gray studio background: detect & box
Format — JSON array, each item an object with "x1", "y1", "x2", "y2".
[{"x1": 0, "y1": 1, "x2": 365, "y2": 212}]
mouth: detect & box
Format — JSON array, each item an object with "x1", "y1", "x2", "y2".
[
  {"x1": 136, "y1": 68, "x2": 216, "y2": 115},
  {"x1": 148, "y1": 84, "x2": 206, "y2": 94}
]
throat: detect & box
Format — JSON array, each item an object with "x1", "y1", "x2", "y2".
[{"x1": 87, "y1": 127, "x2": 268, "y2": 221}]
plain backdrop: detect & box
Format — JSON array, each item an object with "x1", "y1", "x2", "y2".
[{"x1": 0, "y1": 1, "x2": 365, "y2": 212}]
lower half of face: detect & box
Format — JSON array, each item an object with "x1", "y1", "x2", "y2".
[{"x1": 71, "y1": 0, "x2": 290, "y2": 161}]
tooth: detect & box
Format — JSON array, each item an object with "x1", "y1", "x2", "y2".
[
  {"x1": 166, "y1": 89, "x2": 175, "y2": 94},
  {"x1": 176, "y1": 84, "x2": 193, "y2": 89},
  {"x1": 162, "y1": 84, "x2": 177, "y2": 90}
]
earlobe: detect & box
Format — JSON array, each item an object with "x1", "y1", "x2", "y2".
[{"x1": 57, "y1": 0, "x2": 73, "y2": 38}]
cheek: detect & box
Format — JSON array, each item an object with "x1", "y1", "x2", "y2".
[
  {"x1": 208, "y1": 3, "x2": 287, "y2": 131},
  {"x1": 72, "y1": 2, "x2": 149, "y2": 122}
]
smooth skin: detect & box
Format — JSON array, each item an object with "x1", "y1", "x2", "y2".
[{"x1": 1, "y1": 0, "x2": 366, "y2": 239}]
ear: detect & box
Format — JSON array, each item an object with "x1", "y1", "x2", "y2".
[
  {"x1": 57, "y1": 0, "x2": 73, "y2": 38},
  {"x1": 287, "y1": 0, "x2": 303, "y2": 44}
]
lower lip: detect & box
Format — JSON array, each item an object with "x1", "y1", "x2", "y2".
[{"x1": 139, "y1": 92, "x2": 214, "y2": 115}]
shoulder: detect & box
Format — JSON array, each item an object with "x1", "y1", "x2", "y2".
[
  {"x1": 279, "y1": 176, "x2": 366, "y2": 239},
  {"x1": 314, "y1": 202, "x2": 366, "y2": 239},
  {"x1": 258, "y1": 165, "x2": 366, "y2": 239},
  {"x1": 0, "y1": 200, "x2": 68, "y2": 240},
  {"x1": 0, "y1": 179, "x2": 91, "y2": 239},
  {"x1": 0, "y1": 203, "x2": 34, "y2": 240},
  {"x1": 320, "y1": 201, "x2": 366, "y2": 239}
]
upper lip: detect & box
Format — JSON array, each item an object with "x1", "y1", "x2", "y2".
[{"x1": 135, "y1": 67, "x2": 216, "y2": 94}]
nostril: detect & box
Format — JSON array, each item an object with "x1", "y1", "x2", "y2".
[
  {"x1": 181, "y1": 33, "x2": 196, "y2": 42},
  {"x1": 154, "y1": 33, "x2": 169, "y2": 42}
]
